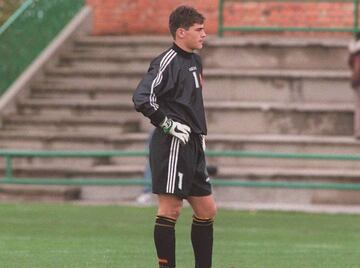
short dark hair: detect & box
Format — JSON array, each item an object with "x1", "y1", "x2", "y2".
[{"x1": 169, "y1": 6, "x2": 205, "y2": 39}]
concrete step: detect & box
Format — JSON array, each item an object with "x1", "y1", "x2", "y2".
[
  {"x1": 0, "y1": 185, "x2": 81, "y2": 201},
  {"x1": 74, "y1": 35, "x2": 171, "y2": 46},
  {"x1": 72, "y1": 35, "x2": 170, "y2": 54},
  {"x1": 206, "y1": 101, "x2": 353, "y2": 135},
  {"x1": 212, "y1": 185, "x2": 360, "y2": 205},
  {"x1": 57, "y1": 61, "x2": 147, "y2": 73},
  {"x1": 58, "y1": 51, "x2": 154, "y2": 70},
  {"x1": 204, "y1": 68, "x2": 352, "y2": 103},
  {"x1": 4, "y1": 154, "x2": 146, "y2": 170},
  {"x1": 45, "y1": 66, "x2": 146, "y2": 78},
  {"x1": 55, "y1": 60, "x2": 148, "y2": 73},
  {"x1": 1, "y1": 164, "x2": 144, "y2": 179},
  {"x1": 60, "y1": 50, "x2": 155, "y2": 63},
  {"x1": 41, "y1": 75, "x2": 142, "y2": 91},
  {"x1": 30, "y1": 82, "x2": 133, "y2": 100},
  {"x1": 218, "y1": 166, "x2": 360, "y2": 183},
  {"x1": 1, "y1": 114, "x2": 140, "y2": 134},
  {"x1": 44, "y1": 66, "x2": 349, "y2": 79},
  {"x1": 16, "y1": 99, "x2": 137, "y2": 118},
  {"x1": 35, "y1": 78, "x2": 138, "y2": 89},
  {"x1": 0, "y1": 131, "x2": 147, "y2": 150},
  {"x1": 202, "y1": 36, "x2": 349, "y2": 70}
]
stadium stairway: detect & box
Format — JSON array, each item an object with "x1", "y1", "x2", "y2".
[{"x1": 1, "y1": 34, "x2": 359, "y2": 205}]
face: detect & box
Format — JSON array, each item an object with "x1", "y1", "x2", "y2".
[{"x1": 177, "y1": 23, "x2": 206, "y2": 52}]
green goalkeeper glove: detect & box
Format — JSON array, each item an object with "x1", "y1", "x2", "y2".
[{"x1": 160, "y1": 117, "x2": 191, "y2": 145}]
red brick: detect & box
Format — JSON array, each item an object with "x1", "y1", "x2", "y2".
[{"x1": 85, "y1": 0, "x2": 357, "y2": 37}]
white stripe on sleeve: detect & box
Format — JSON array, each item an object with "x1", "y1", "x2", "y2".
[{"x1": 149, "y1": 49, "x2": 177, "y2": 110}]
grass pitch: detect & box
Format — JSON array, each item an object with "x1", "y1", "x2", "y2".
[{"x1": 0, "y1": 203, "x2": 359, "y2": 268}]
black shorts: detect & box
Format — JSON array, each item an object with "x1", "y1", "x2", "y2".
[{"x1": 149, "y1": 128, "x2": 212, "y2": 199}]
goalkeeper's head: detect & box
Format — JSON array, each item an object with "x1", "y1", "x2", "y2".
[{"x1": 169, "y1": 5, "x2": 206, "y2": 51}]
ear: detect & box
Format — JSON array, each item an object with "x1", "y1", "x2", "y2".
[{"x1": 176, "y1": 28, "x2": 186, "y2": 39}]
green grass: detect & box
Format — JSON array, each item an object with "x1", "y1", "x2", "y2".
[{"x1": 0, "y1": 203, "x2": 359, "y2": 268}]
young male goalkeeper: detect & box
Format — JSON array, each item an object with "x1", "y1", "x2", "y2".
[{"x1": 132, "y1": 5, "x2": 216, "y2": 268}]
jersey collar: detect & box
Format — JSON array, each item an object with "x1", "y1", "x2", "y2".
[{"x1": 172, "y1": 43, "x2": 193, "y2": 58}]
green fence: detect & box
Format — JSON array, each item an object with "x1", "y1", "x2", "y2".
[
  {"x1": 0, "y1": 0, "x2": 84, "y2": 95},
  {"x1": 1, "y1": 149, "x2": 360, "y2": 190},
  {"x1": 218, "y1": 0, "x2": 360, "y2": 36}
]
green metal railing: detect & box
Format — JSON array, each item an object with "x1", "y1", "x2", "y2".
[
  {"x1": 218, "y1": 0, "x2": 360, "y2": 36},
  {"x1": 0, "y1": 0, "x2": 84, "y2": 95},
  {"x1": 0, "y1": 0, "x2": 25, "y2": 26},
  {"x1": 1, "y1": 150, "x2": 360, "y2": 190}
]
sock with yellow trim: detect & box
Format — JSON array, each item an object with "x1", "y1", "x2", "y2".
[
  {"x1": 154, "y1": 215, "x2": 176, "y2": 268},
  {"x1": 191, "y1": 215, "x2": 214, "y2": 268}
]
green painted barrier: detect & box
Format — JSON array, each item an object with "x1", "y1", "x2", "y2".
[{"x1": 0, "y1": 0, "x2": 84, "y2": 95}]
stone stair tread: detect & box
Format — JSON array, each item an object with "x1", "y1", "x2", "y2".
[
  {"x1": 31, "y1": 82, "x2": 133, "y2": 92},
  {"x1": 0, "y1": 130, "x2": 359, "y2": 146},
  {"x1": 219, "y1": 166, "x2": 360, "y2": 179},
  {"x1": 45, "y1": 66, "x2": 350, "y2": 78},
  {"x1": 45, "y1": 68, "x2": 144, "y2": 78},
  {"x1": 45, "y1": 66, "x2": 145, "y2": 75},
  {"x1": 19, "y1": 98, "x2": 354, "y2": 113},
  {"x1": 4, "y1": 114, "x2": 137, "y2": 125},
  {"x1": 205, "y1": 68, "x2": 350, "y2": 78},
  {"x1": 0, "y1": 184, "x2": 81, "y2": 196},
  {"x1": 0, "y1": 130, "x2": 147, "y2": 141},
  {"x1": 61, "y1": 51, "x2": 156, "y2": 61},
  {"x1": 206, "y1": 36, "x2": 349, "y2": 48},
  {"x1": 209, "y1": 133, "x2": 360, "y2": 145},
  {"x1": 19, "y1": 98, "x2": 133, "y2": 108},
  {"x1": 37, "y1": 78, "x2": 139, "y2": 88},
  {"x1": 75, "y1": 35, "x2": 349, "y2": 48},
  {"x1": 2, "y1": 164, "x2": 144, "y2": 173},
  {"x1": 205, "y1": 101, "x2": 353, "y2": 111},
  {"x1": 74, "y1": 35, "x2": 171, "y2": 46},
  {"x1": 92, "y1": 164, "x2": 143, "y2": 172}
]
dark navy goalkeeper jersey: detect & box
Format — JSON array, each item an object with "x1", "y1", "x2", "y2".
[{"x1": 132, "y1": 42, "x2": 207, "y2": 135}]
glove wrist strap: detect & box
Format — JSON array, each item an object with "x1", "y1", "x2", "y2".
[{"x1": 160, "y1": 117, "x2": 173, "y2": 134}]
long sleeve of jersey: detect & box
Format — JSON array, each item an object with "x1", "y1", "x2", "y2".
[
  {"x1": 133, "y1": 50, "x2": 176, "y2": 126},
  {"x1": 133, "y1": 43, "x2": 207, "y2": 135}
]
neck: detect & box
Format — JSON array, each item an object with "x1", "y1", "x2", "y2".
[
  {"x1": 172, "y1": 42, "x2": 193, "y2": 58},
  {"x1": 174, "y1": 40, "x2": 193, "y2": 53}
]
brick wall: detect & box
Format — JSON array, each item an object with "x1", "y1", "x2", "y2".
[{"x1": 86, "y1": 0, "x2": 356, "y2": 36}]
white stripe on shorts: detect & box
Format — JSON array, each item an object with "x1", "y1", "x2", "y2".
[{"x1": 166, "y1": 137, "x2": 180, "y2": 193}]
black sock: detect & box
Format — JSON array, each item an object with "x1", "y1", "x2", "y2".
[
  {"x1": 191, "y1": 215, "x2": 214, "y2": 268},
  {"x1": 154, "y1": 215, "x2": 176, "y2": 268}
]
